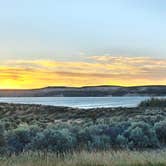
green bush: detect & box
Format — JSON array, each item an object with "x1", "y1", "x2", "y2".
[
  {"x1": 6, "y1": 124, "x2": 40, "y2": 153},
  {"x1": 124, "y1": 122, "x2": 159, "y2": 149},
  {"x1": 116, "y1": 135, "x2": 128, "y2": 148},
  {"x1": 1, "y1": 120, "x2": 166, "y2": 154},
  {"x1": 154, "y1": 121, "x2": 166, "y2": 144},
  {"x1": 89, "y1": 135, "x2": 111, "y2": 150},
  {"x1": 29, "y1": 128, "x2": 76, "y2": 153}
]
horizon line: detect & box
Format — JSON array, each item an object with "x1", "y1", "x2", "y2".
[{"x1": 1, "y1": 84, "x2": 166, "y2": 91}]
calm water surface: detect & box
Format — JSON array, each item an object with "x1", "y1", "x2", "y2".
[{"x1": 0, "y1": 96, "x2": 165, "y2": 108}]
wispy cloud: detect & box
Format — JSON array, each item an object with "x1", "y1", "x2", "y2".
[{"x1": 0, "y1": 56, "x2": 166, "y2": 89}]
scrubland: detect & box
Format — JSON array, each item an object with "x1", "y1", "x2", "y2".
[{"x1": 0, "y1": 98, "x2": 166, "y2": 165}]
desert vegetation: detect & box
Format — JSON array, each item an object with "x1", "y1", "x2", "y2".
[
  {"x1": 0, "y1": 98, "x2": 165, "y2": 154},
  {"x1": 0, "y1": 118, "x2": 165, "y2": 154},
  {"x1": 0, "y1": 98, "x2": 165, "y2": 165}
]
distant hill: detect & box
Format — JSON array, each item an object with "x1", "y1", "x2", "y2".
[{"x1": 0, "y1": 85, "x2": 166, "y2": 97}]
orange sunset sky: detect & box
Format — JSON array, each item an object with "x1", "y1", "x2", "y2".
[{"x1": 1, "y1": 56, "x2": 166, "y2": 89}]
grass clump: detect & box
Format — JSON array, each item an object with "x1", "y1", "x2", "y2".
[{"x1": 0, "y1": 150, "x2": 166, "y2": 166}]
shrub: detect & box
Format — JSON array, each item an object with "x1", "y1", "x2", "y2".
[
  {"x1": 154, "y1": 121, "x2": 166, "y2": 144},
  {"x1": 78, "y1": 125, "x2": 108, "y2": 144},
  {"x1": 116, "y1": 135, "x2": 128, "y2": 148},
  {"x1": 29, "y1": 128, "x2": 76, "y2": 153},
  {"x1": 124, "y1": 122, "x2": 159, "y2": 149},
  {"x1": 87, "y1": 135, "x2": 111, "y2": 150},
  {"x1": 6, "y1": 124, "x2": 40, "y2": 153},
  {"x1": 1, "y1": 120, "x2": 166, "y2": 154}
]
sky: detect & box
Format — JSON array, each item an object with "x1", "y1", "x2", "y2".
[{"x1": 0, "y1": 0, "x2": 166, "y2": 89}]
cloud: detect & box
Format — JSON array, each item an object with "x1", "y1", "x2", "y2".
[{"x1": 0, "y1": 56, "x2": 166, "y2": 88}]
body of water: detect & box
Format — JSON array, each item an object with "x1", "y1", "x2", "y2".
[{"x1": 0, "y1": 96, "x2": 164, "y2": 108}]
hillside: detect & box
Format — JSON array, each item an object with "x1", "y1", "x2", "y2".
[
  {"x1": 0, "y1": 99, "x2": 166, "y2": 156},
  {"x1": 0, "y1": 85, "x2": 166, "y2": 97},
  {"x1": 0, "y1": 101, "x2": 166, "y2": 129}
]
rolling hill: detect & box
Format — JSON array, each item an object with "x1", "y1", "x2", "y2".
[{"x1": 0, "y1": 85, "x2": 166, "y2": 97}]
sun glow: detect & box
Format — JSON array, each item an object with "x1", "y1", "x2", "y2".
[
  {"x1": 0, "y1": 80, "x2": 21, "y2": 89},
  {"x1": 0, "y1": 56, "x2": 166, "y2": 89}
]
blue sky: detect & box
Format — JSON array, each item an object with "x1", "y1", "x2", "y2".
[
  {"x1": 0, "y1": 0, "x2": 166, "y2": 88},
  {"x1": 0, "y1": 0, "x2": 166, "y2": 61}
]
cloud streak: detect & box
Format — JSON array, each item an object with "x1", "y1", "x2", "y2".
[{"x1": 0, "y1": 56, "x2": 166, "y2": 89}]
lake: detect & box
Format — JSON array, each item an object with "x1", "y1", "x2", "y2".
[{"x1": 0, "y1": 96, "x2": 164, "y2": 108}]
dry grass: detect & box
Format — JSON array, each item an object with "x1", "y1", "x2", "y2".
[{"x1": 0, "y1": 150, "x2": 166, "y2": 166}]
